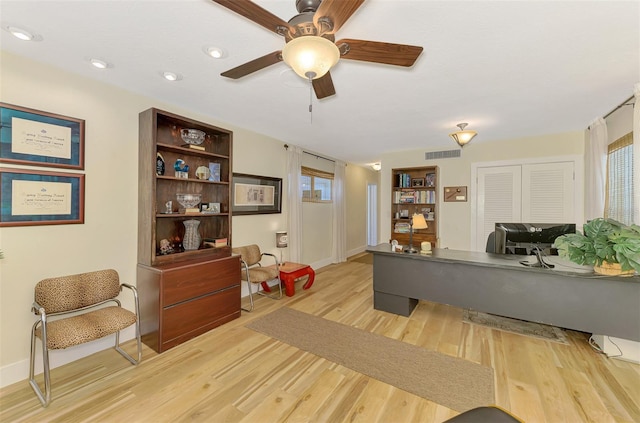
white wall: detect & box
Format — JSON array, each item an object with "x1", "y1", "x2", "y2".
[
  {"x1": 0, "y1": 50, "x2": 374, "y2": 387},
  {"x1": 379, "y1": 132, "x2": 586, "y2": 250}
]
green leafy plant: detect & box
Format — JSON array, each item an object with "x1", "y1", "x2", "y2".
[{"x1": 554, "y1": 218, "x2": 640, "y2": 273}]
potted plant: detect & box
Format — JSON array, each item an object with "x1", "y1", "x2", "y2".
[{"x1": 554, "y1": 218, "x2": 640, "y2": 276}]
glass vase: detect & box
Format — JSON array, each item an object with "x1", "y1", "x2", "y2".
[{"x1": 182, "y1": 219, "x2": 201, "y2": 251}]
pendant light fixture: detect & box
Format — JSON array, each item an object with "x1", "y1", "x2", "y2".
[{"x1": 449, "y1": 123, "x2": 477, "y2": 148}]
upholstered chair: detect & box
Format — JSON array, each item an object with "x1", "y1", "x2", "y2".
[
  {"x1": 232, "y1": 244, "x2": 282, "y2": 311},
  {"x1": 29, "y1": 269, "x2": 141, "y2": 407}
]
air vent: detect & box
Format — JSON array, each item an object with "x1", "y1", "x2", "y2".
[{"x1": 425, "y1": 149, "x2": 461, "y2": 160}]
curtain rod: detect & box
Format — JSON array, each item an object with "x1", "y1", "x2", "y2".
[
  {"x1": 603, "y1": 95, "x2": 634, "y2": 119},
  {"x1": 303, "y1": 151, "x2": 335, "y2": 163},
  {"x1": 284, "y1": 144, "x2": 336, "y2": 163}
]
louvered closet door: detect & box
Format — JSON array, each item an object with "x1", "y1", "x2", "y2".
[
  {"x1": 476, "y1": 166, "x2": 522, "y2": 251},
  {"x1": 521, "y1": 162, "x2": 575, "y2": 222}
]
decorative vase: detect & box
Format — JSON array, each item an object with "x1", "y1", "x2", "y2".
[
  {"x1": 593, "y1": 261, "x2": 634, "y2": 277},
  {"x1": 182, "y1": 219, "x2": 201, "y2": 251}
]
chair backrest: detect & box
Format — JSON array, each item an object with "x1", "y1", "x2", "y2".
[
  {"x1": 485, "y1": 231, "x2": 496, "y2": 253},
  {"x1": 34, "y1": 269, "x2": 121, "y2": 314},
  {"x1": 232, "y1": 244, "x2": 262, "y2": 267}
]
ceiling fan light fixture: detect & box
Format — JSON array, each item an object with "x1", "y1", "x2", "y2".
[
  {"x1": 371, "y1": 163, "x2": 381, "y2": 171},
  {"x1": 282, "y1": 35, "x2": 340, "y2": 80},
  {"x1": 449, "y1": 123, "x2": 477, "y2": 147}
]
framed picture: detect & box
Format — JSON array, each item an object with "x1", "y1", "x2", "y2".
[
  {"x1": 425, "y1": 173, "x2": 436, "y2": 187},
  {"x1": 0, "y1": 103, "x2": 85, "y2": 170},
  {"x1": 411, "y1": 177, "x2": 425, "y2": 187},
  {"x1": 0, "y1": 168, "x2": 85, "y2": 227},
  {"x1": 232, "y1": 173, "x2": 282, "y2": 215}
]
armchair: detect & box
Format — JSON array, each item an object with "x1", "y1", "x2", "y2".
[{"x1": 232, "y1": 244, "x2": 282, "y2": 311}]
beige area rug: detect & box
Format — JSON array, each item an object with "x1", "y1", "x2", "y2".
[
  {"x1": 463, "y1": 310, "x2": 569, "y2": 344},
  {"x1": 247, "y1": 307, "x2": 495, "y2": 412}
]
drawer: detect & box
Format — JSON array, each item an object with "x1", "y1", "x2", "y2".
[
  {"x1": 162, "y1": 256, "x2": 240, "y2": 306},
  {"x1": 161, "y1": 285, "x2": 241, "y2": 349}
]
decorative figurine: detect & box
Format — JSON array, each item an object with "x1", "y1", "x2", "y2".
[
  {"x1": 159, "y1": 238, "x2": 174, "y2": 255},
  {"x1": 174, "y1": 159, "x2": 189, "y2": 178},
  {"x1": 156, "y1": 152, "x2": 165, "y2": 176},
  {"x1": 164, "y1": 200, "x2": 172, "y2": 214}
]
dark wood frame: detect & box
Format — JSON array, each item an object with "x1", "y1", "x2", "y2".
[
  {"x1": 411, "y1": 177, "x2": 425, "y2": 187},
  {"x1": 0, "y1": 103, "x2": 85, "y2": 170},
  {"x1": 232, "y1": 173, "x2": 282, "y2": 215},
  {"x1": 0, "y1": 168, "x2": 85, "y2": 227}
]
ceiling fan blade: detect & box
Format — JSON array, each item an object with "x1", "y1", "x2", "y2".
[
  {"x1": 313, "y1": 0, "x2": 364, "y2": 34},
  {"x1": 313, "y1": 72, "x2": 336, "y2": 99},
  {"x1": 336, "y1": 39, "x2": 423, "y2": 67},
  {"x1": 221, "y1": 51, "x2": 282, "y2": 79},
  {"x1": 212, "y1": 0, "x2": 293, "y2": 36}
]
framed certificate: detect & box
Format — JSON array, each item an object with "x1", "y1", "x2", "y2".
[
  {"x1": 0, "y1": 103, "x2": 85, "y2": 170},
  {"x1": 232, "y1": 173, "x2": 282, "y2": 215},
  {"x1": 0, "y1": 168, "x2": 85, "y2": 226}
]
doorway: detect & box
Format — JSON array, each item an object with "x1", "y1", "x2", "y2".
[{"x1": 367, "y1": 183, "x2": 377, "y2": 246}]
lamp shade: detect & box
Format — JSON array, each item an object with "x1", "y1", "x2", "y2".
[
  {"x1": 449, "y1": 123, "x2": 477, "y2": 147},
  {"x1": 449, "y1": 131, "x2": 477, "y2": 147},
  {"x1": 282, "y1": 36, "x2": 340, "y2": 80},
  {"x1": 412, "y1": 213, "x2": 428, "y2": 230},
  {"x1": 276, "y1": 231, "x2": 288, "y2": 248}
]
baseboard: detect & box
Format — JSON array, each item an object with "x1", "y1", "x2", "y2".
[
  {"x1": 0, "y1": 328, "x2": 136, "y2": 389},
  {"x1": 347, "y1": 245, "x2": 368, "y2": 259},
  {"x1": 591, "y1": 335, "x2": 640, "y2": 364}
]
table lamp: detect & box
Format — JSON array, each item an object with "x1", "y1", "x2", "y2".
[
  {"x1": 276, "y1": 231, "x2": 288, "y2": 266},
  {"x1": 405, "y1": 213, "x2": 428, "y2": 253}
]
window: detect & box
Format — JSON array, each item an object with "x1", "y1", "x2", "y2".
[
  {"x1": 301, "y1": 166, "x2": 333, "y2": 202},
  {"x1": 605, "y1": 132, "x2": 634, "y2": 225}
]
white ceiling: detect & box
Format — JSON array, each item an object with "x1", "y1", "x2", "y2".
[{"x1": 0, "y1": 0, "x2": 638, "y2": 166}]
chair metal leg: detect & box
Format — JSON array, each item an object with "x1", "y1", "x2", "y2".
[
  {"x1": 256, "y1": 275, "x2": 283, "y2": 300},
  {"x1": 29, "y1": 321, "x2": 51, "y2": 407},
  {"x1": 242, "y1": 278, "x2": 255, "y2": 312},
  {"x1": 115, "y1": 285, "x2": 143, "y2": 365},
  {"x1": 114, "y1": 329, "x2": 141, "y2": 365}
]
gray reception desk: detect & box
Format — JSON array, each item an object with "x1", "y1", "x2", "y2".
[{"x1": 367, "y1": 244, "x2": 640, "y2": 341}]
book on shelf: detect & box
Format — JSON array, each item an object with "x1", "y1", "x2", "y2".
[
  {"x1": 394, "y1": 222, "x2": 411, "y2": 233},
  {"x1": 182, "y1": 144, "x2": 206, "y2": 151},
  {"x1": 204, "y1": 237, "x2": 227, "y2": 248}
]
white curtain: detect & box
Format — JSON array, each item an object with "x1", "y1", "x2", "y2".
[
  {"x1": 634, "y1": 82, "x2": 640, "y2": 224},
  {"x1": 585, "y1": 117, "x2": 608, "y2": 220},
  {"x1": 332, "y1": 161, "x2": 347, "y2": 263},
  {"x1": 286, "y1": 145, "x2": 303, "y2": 263}
]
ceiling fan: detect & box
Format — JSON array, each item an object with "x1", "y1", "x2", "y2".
[{"x1": 212, "y1": 0, "x2": 423, "y2": 99}]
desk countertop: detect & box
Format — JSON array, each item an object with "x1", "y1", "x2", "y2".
[{"x1": 366, "y1": 243, "x2": 639, "y2": 281}]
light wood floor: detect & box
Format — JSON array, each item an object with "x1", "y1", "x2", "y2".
[{"x1": 1, "y1": 256, "x2": 639, "y2": 422}]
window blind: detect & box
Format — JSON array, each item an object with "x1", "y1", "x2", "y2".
[{"x1": 605, "y1": 132, "x2": 634, "y2": 224}]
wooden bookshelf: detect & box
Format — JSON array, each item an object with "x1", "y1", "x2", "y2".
[{"x1": 391, "y1": 166, "x2": 439, "y2": 249}]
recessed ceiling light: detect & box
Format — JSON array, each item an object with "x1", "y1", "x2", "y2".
[
  {"x1": 204, "y1": 46, "x2": 225, "y2": 59},
  {"x1": 7, "y1": 26, "x2": 34, "y2": 41},
  {"x1": 90, "y1": 59, "x2": 109, "y2": 69},
  {"x1": 162, "y1": 71, "x2": 182, "y2": 81}
]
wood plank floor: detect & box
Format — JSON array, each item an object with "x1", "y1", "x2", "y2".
[{"x1": 1, "y1": 256, "x2": 639, "y2": 422}]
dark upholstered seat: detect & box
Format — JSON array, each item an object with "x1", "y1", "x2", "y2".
[{"x1": 445, "y1": 406, "x2": 522, "y2": 422}]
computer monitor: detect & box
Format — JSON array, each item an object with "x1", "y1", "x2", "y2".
[{"x1": 494, "y1": 223, "x2": 576, "y2": 255}]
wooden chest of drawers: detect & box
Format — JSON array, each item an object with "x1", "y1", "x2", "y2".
[{"x1": 137, "y1": 255, "x2": 241, "y2": 353}]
